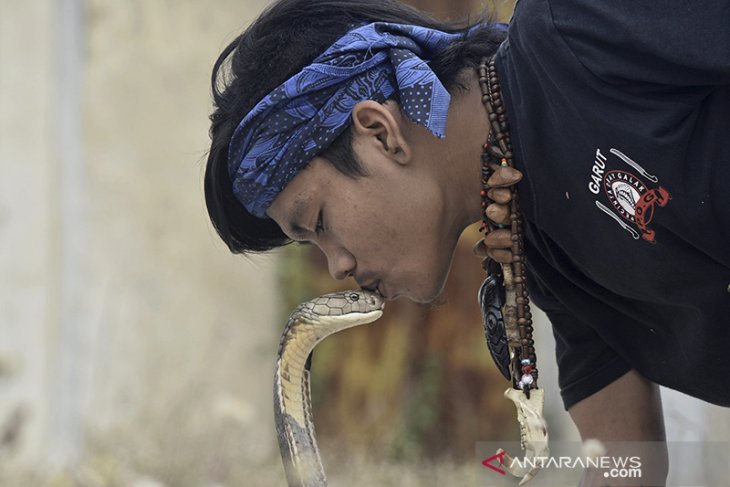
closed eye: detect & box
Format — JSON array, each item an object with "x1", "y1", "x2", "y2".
[{"x1": 314, "y1": 209, "x2": 324, "y2": 235}]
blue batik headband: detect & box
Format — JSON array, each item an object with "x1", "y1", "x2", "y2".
[{"x1": 228, "y1": 21, "x2": 503, "y2": 218}]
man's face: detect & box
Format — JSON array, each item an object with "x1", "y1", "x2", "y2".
[{"x1": 266, "y1": 149, "x2": 462, "y2": 303}]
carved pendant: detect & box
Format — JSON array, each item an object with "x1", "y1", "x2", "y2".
[{"x1": 478, "y1": 265, "x2": 510, "y2": 380}]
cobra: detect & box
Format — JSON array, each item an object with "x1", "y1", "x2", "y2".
[{"x1": 273, "y1": 290, "x2": 385, "y2": 487}]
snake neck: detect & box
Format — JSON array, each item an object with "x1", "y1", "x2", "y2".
[
  {"x1": 274, "y1": 322, "x2": 327, "y2": 487},
  {"x1": 273, "y1": 292, "x2": 384, "y2": 487}
]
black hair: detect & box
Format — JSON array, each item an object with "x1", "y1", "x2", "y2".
[{"x1": 204, "y1": 0, "x2": 506, "y2": 254}]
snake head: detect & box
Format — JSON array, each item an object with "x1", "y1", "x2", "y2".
[{"x1": 295, "y1": 290, "x2": 385, "y2": 330}]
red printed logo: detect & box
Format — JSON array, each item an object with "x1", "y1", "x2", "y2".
[
  {"x1": 588, "y1": 148, "x2": 672, "y2": 244},
  {"x1": 482, "y1": 450, "x2": 507, "y2": 475},
  {"x1": 603, "y1": 170, "x2": 671, "y2": 244}
]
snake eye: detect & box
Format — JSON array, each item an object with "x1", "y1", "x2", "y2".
[{"x1": 349, "y1": 293, "x2": 359, "y2": 301}]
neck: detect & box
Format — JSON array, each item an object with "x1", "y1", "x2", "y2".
[{"x1": 440, "y1": 69, "x2": 492, "y2": 232}]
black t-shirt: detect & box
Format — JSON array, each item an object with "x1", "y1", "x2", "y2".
[{"x1": 496, "y1": 0, "x2": 730, "y2": 410}]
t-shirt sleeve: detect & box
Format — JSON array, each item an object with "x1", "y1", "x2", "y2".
[
  {"x1": 547, "y1": 0, "x2": 730, "y2": 86},
  {"x1": 525, "y1": 221, "x2": 633, "y2": 411},
  {"x1": 532, "y1": 290, "x2": 633, "y2": 410}
]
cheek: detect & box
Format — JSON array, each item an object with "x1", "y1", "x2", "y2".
[
  {"x1": 353, "y1": 213, "x2": 400, "y2": 261},
  {"x1": 383, "y1": 195, "x2": 453, "y2": 272},
  {"x1": 340, "y1": 176, "x2": 452, "y2": 281},
  {"x1": 404, "y1": 198, "x2": 460, "y2": 294}
]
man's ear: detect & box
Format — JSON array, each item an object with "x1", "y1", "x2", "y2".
[{"x1": 350, "y1": 100, "x2": 411, "y2": 165}]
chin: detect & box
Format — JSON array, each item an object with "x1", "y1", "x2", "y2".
[
  {"x1": 400, "y1": 248, "x2": 456, "y2": 304},
  {"x1": 404, "y1": 278, "x2": 448, "y2": 305},
  {"x1": 409, "y1": 293, "x2": 442, "y2": 305}
]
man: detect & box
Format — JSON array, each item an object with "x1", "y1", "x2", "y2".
[{"x1": 205, "y1": 0, "x2": 729, "y2": 484}]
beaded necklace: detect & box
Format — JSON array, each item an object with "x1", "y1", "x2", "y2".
[{"x1": 476, "y1": 56, "x2": 538, "y2": 398}]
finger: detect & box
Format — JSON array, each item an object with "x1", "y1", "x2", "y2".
[
  {"x1": 472, "y1": 238, "x2": 488, "y2": 257},
  {"x1": 485, "y1": 228, "x2": 512, "y2": 249},
  {"x1": 487, "y1": 248, "x2": 513, "y2": 264},
  {"x1": 486, "y1": 203, "x2": 510, "y2": 225},
  {"x1": 487, "y1": 187, "x2": 512, "y2": 204},
  {"x1": 487, "y1": 165, "x2": 523, "y2": 188}
]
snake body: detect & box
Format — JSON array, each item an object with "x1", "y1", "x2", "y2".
[{"x1": 274, "y1": 290, "x2": 384, "y2": 487}]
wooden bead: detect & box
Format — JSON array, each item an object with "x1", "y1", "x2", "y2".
[
  {"x1": 487, "y1": 145, "x2": 504, "y2": 157},
  {"x1": 485, "y1": 204, "x2": 509, "y2": 224}
]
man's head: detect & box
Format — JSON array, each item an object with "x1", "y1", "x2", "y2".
[{"x1": 204, "y1": 0, "x2": 506, "y2": 302}]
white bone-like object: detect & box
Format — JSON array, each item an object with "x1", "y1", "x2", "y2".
[{"x1": 497, "y1": 387, "x2": 549, "y2": 486}]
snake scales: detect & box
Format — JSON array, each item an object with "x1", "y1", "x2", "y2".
[
  {"x1": 273, "y1": 288, "x2": 547, "y2": 486},
  {"x1": 273, "y1": 290, "x2": 384, "y2": 487}
]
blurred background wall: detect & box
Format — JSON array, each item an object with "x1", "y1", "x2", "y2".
[
  {"x1": 0, "y1": 1, "x2": 727, "y2": 486},
  {"x1": 2, "y1": 0, "x2": 281, "y2": 484}
]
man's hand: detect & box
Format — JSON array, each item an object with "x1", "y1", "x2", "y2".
[{"x1": 482, "y1": 164, "x2": 523, "y2": 264}]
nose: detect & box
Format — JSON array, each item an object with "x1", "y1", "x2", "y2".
[{"x1": 323, "y1": 244, "x2": 356, "y2": 281}]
